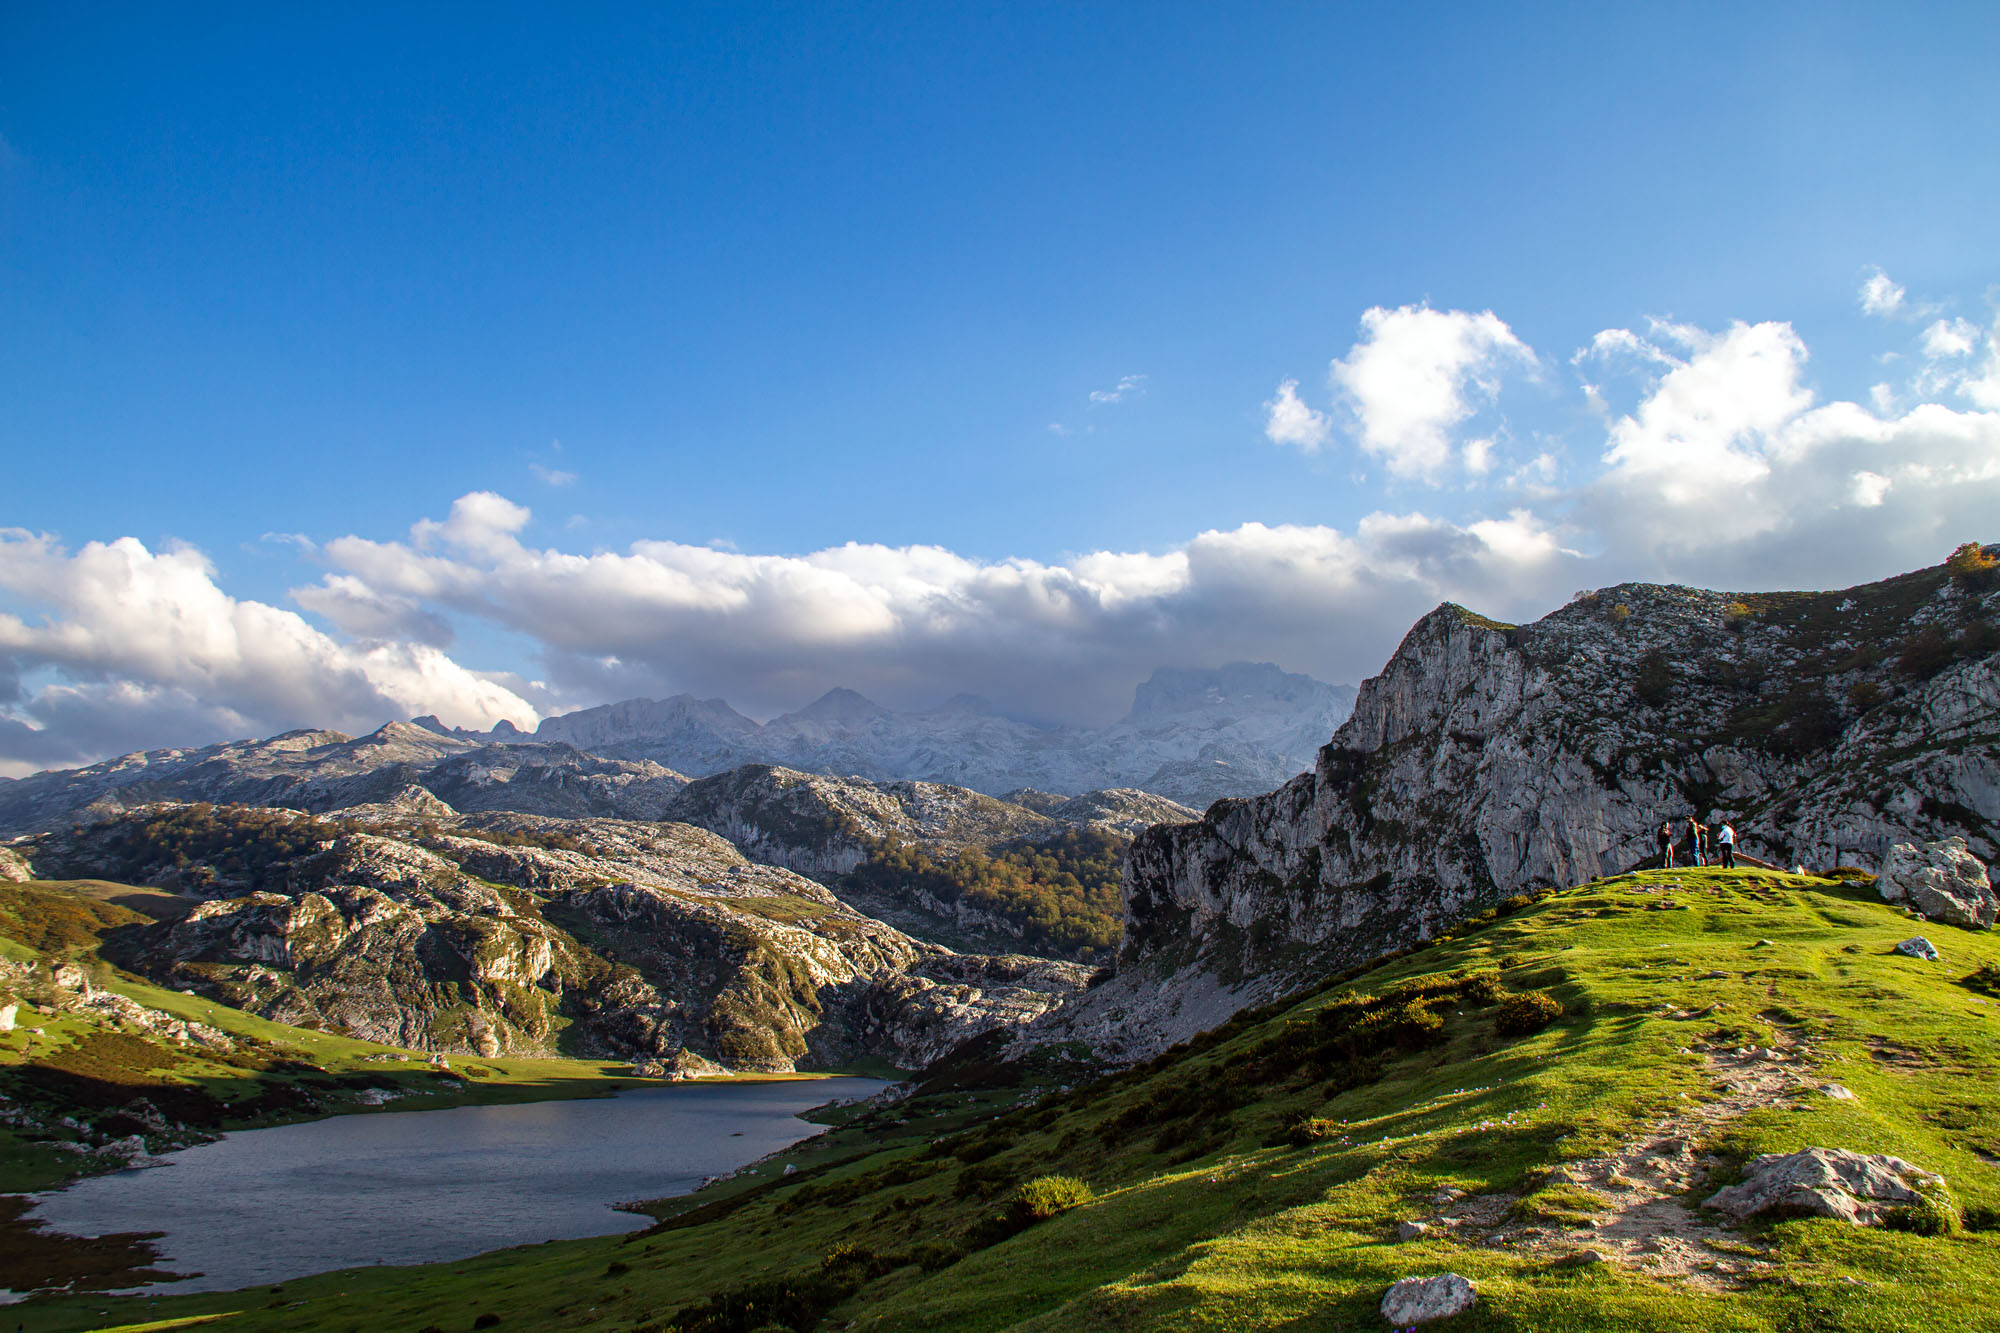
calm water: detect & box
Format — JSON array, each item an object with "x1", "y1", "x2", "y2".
[{"x1": 24, "y1": 1078, "x2": 887, "y2": 1294}]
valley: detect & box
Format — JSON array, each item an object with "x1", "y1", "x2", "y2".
[{"x1": 1, "y1": 551, "x2": 1996, "y2": 1328}]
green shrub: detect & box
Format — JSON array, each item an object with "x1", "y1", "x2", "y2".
[
  {"x1": 1945, "y1": 540, "x2": 1998, "y2": 579},
  {"x1": 1460, "y1": 972, "x2": 1505, "y2": 1005},
  {"x1": 1961, "y1": 964, "x2": 2000, "y2": 998},
  {"x1": 1495, "y1": 991, "x2": 1564, "y2": 1036},
  {"x1": 1285, "y1": 1115, "x2": 1338, "y2": 1147},
  {"x1": 1386, "y1": 1001, "x2": 1446, "y2": 1050},
  {"x1": 1013, "y1": 1175, "x2": 1093, "y2": 1221}
]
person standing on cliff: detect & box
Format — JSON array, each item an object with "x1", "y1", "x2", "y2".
[
  {"x1": 1657, "y1": 820, "x2": 1675, "y2": 869},
  {"x1": 1684, "y1": 815, "x2": 1706, "y2": 867},
  {"x1": 1716, "y1": 821, "x2": 1737, "y2": 869}
]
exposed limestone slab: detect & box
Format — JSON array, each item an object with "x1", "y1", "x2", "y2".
[
  {"x1": 1380, "y1": 1272, "x2": 1477, "y2": 1324},
  {"x1": 1704, "y1": 1147, "x2": 1944, "y2": 1225}
]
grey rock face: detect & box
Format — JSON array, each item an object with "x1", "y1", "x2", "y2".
[
  {"x1": 1094, "y1": 561, "x2": 1998, "y2": 1059},
  {"x1": 1878, "y1": 835, "x2": 1996, "y2": 928},
  {"x1": 20, "y1": 803, "x2": 1087, "y2": 1071},
  {"x1": 1704, "y1": 1147, "x2": 1945, "y2": 1225},
  {"x1": 0, "y1": 844, "x2": 32, "y2": 882},
  {"x1": 1380, "y1": 1272, "x2": 1477, "y2": 1324}
]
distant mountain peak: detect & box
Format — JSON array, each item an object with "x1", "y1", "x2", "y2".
[{"x1": 774, "y1": 687, "x2": 890, "y2": 727}]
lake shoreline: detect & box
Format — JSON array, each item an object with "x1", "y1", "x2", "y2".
[{"x1": 5, "y1": 1075, "x2": 890, "y2": 1305}]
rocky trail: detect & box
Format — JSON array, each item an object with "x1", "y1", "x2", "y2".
[{"x1": 1430, "y1": 1018, "x2": 1824, "y2": 1289}]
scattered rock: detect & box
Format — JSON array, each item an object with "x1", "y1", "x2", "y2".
[
  {"x1": 1877, "y1": 836, "x2": 1997, "y2": 930},
  {"x1": 1430, "y1": 1187, "x2": 1467, "y2": 1207},
  {"x1": 1397, "y1": 1220, "x2": 1430, "y2": 1241},
  {"x1": 1380, "y1": 1272, "x2": 1477, "y2": 1325},
  {"x1": 1704, "y1": 1147, "x2": 1945, "y2": 1226},
  {"x1": 1896, "y1": 937, "x2": 1941, "y2": 961},
  {"x1": 50, "y1": 962, "x2": 91, "y2": 994},
  {"x1": 0, "y1": 1002, "x2": 15, "y2": 1032},
  {"x1": 1820, "y1": 1083, "x2": 1857, "y2": 1101},
  {"x1": 0, "y1": 844, "x2": 32, "y2": 882}
]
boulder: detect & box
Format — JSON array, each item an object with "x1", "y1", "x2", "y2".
[
  {"x1": 1704, "y1": 1147, "x2": 1945, "y2": 1226},
  {"x1": 1380, "y1": 1273, "x2": 1477, "y2": 1325},
  {"x1": 1897, "y1": 937, "x2": 1941, "y2": 961},
  {"x1": 1877, "y1": 836, "x2": 1997, "y2": 929},
  {"x1": 1397, "y1": 1220, "x2": 1430, "y2": 1241}
]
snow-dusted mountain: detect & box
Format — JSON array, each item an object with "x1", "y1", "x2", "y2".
[{"x1": 500, "y1": 662, "x2": 1356, "y2": 808}]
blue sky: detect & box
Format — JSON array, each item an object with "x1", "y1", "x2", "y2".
[{"x1": 4, "y1": 3, "x2": 1999, "y2": 772}]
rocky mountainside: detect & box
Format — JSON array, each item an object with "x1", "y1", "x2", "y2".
[
  {"x1": 513, "y1": 662, "x2": 1355, "y2": 807},
  {"x1": 7, "y1": 803, "x2": 1089, "y2": 1072},
  {"x1": 1028, "y1": 550, "x2": 2000, "y2": 1062},
  {"x1": 0, "y1": 724, "x2": 692, "y2": 838}
]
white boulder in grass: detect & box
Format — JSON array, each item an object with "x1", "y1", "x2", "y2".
[
  {"x1": 1877, "y1": 835, "x2": 1997, "y2": 929},
  {"x1": 1380, "y1": 1272, "x2": 1477, "y2": 1324},
  {"x1": 1704, "y1": 1147, "x2": 1946, "y2": 1226}
]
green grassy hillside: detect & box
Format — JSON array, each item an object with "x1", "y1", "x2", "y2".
[{"x1": 17, "y1": 866, "x2": 2000, "y2": 1332}]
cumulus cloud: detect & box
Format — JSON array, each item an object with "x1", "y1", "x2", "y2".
[
  {"x1": 1263, "y1": 378, "x2": 1332, "y2": 450},
  {"x1": 0, "y1": 528, "x2": 539, "y2": 772},
  {"x1": 7, "y1": 294, "x2": 1999, "y2": 777},
  {"x1": 1860, "y1": 266, "x2": 1907, "y2": 317},
  {"x1": 1923, "y1": 317, "x2": 1981, "y2": 359},
  {"x1": 1329, "y1": 304, "x2": 1535, "y2": 481}
]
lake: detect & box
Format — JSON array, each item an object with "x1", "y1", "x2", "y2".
[{"x1": 22, "y1": 1077, "x2": 888, "y2": 1295}]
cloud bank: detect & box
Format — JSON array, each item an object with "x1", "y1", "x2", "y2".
[{"x1": 5, "y1": 280, "x2": 1998, "y2": 775}]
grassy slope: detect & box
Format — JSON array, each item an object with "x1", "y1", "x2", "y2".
[
  {"x1": 19, "y1": 867, "x2": 2000, "y2": 1333},
  {"x1": 0, "y1": 881, "x2": 842, "y2": 1196}
]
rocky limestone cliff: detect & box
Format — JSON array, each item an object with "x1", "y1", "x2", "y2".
[
  {"x1": 1029, "y1": 554, "x2": 1999, "y2": 1062},
  {"x1": 11, "y1": 804, "x2": 1088, "y2": 1072}
]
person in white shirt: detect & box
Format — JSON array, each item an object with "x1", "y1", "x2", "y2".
[{"x1": 1716, "y1": 822, "x2": 1736, "y2": 869}]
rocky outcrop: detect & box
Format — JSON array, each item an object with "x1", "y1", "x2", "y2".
[
  {"x1": 1079, "y1": 555, "x2": 1998, "y2": 1058},
  {"x1": 0, "y1": 725, "x2": 690, "y2": 838},
  {"x1": 1877, "y1": 835, "x2": 1996, "y2": 928},
  {"x1": 0, "y1": 843, "x2": 32, "y2": 882},
  {"x1": 1704, "y1": 1147, "x2": 1948, "y2": 1226},
  {"x1": 19, "y1": 803, "x2": 1087, "y2": 1072}
]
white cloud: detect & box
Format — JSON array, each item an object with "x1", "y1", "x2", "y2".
[
  {"x1": 1263, "y1": 378, "x2": 1332, "y2": 451},
  {"x1": 8, "y1": 295, "x2": 2000, "y2": 777},
  {"x1": 530, "y1": 463, "x2": 578, "y2": 486},
  {"x1": 1330, "y1": 304, "x2": 1535, "y2": 482},
  {"x1": 0, "y1": 528, "x2": 538, "y2": 770},
  {"x1": 1922, "y1": 317, "x2": 1980, "y2": 359},
  {"x1": 1089, "y1": 374, "x2": 1147, "y2": 405},
  {"x1": 1850, "y1": 471, "x2": 1891, "y2": 507},
  {"x1": 1860, "y1": 267, "x2": 1906, "y2": 317}
]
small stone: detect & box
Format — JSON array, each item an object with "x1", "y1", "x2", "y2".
[
  {"x1": 1752, "y1": 939, "x2": 1774, "y2": 948},
  {"x1": 1579, "y1": 1248, "x2": 1612, "y2": 1263},
  {"x1": 1701, "y1": 970, "x2": 1730, "y2": 979},
  {"x1": 1896, "y1": 936, "x2": 1941, "y2": 961},
  {"x1": 1430, "y1": 1187, "x2": 1466, "y2": 1206},
  {"x1": 1380, "y1": 1272, "x2": 1477, "y2": 1325},
  {"x1": 1821, "y1": 1083, "x2": 1858, "y2": 1101},
  {"x1": 1398, "y1": 1220, "x2": 1430, "y2": 1241}
]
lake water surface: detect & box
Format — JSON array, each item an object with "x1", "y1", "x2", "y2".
[{"x1": 26, "y1": 1077, "x2": 887, "y2": 1294}]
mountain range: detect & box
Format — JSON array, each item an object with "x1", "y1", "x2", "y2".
[{"x1": 456, "y1": 661, "x2": 1357, "y2": 807}]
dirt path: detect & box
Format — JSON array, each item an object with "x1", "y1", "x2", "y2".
[{"x1": 1420, "y1": 1022, "x2": 1822, "y2": 1289}]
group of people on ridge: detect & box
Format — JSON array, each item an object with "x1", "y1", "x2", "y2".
[{"x1": 1655, "y1": 814, "x2": 1736, "y2": 869}]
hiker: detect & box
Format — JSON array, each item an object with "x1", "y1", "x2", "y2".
[
  {"x1": 1716, "y1": 821, "x2": 1736, "y2": 869},
  {"x1": 1684, "y1": 815, "x2": 1706, "y2": 867},
  {"x1": 1656, "y1": 820, "x2": 1675, "y2": 869}
]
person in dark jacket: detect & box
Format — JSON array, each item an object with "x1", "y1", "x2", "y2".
[{"x1": 1657, "y1": 820, "x2": 1675, "y2": 869}]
